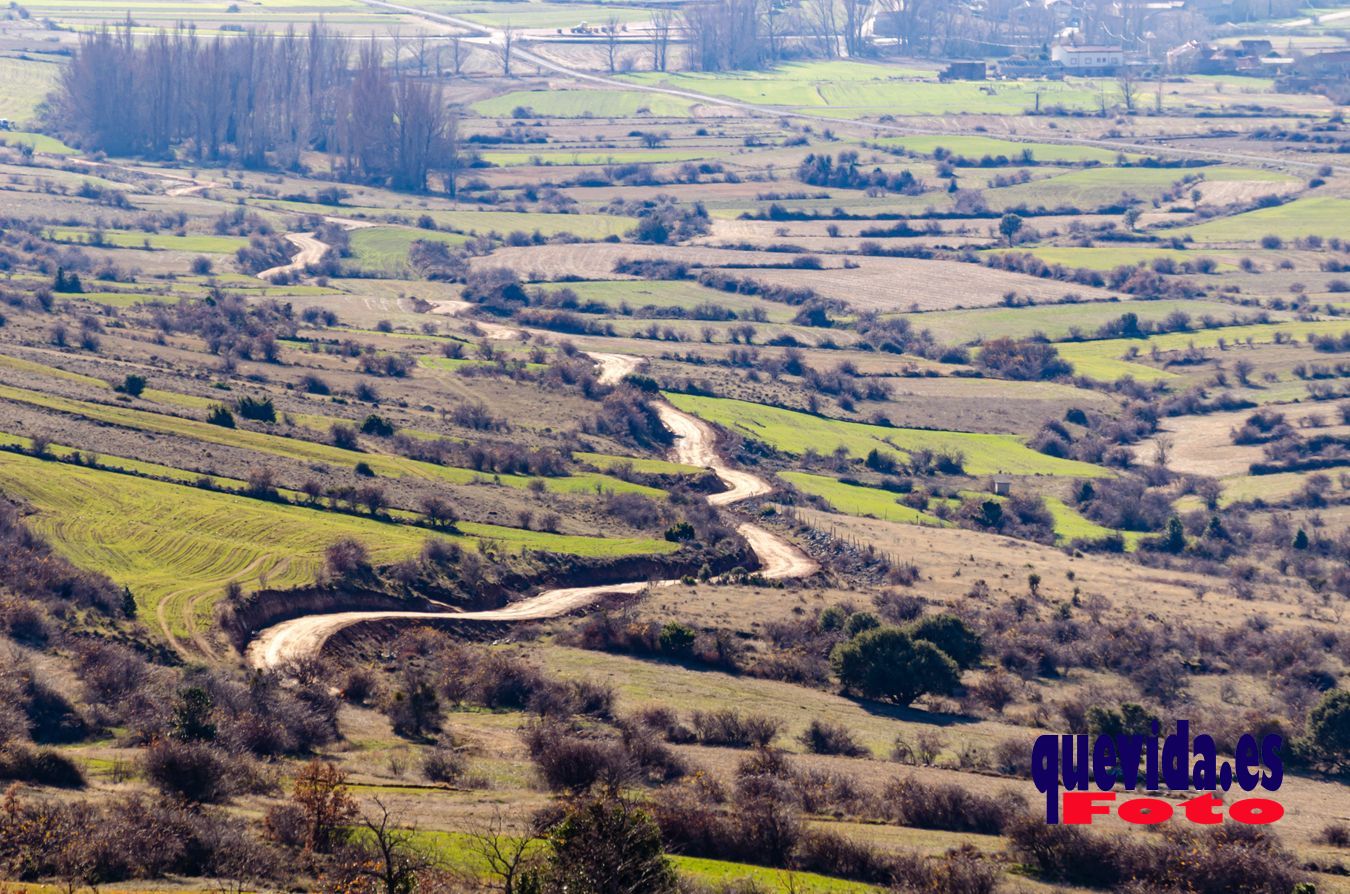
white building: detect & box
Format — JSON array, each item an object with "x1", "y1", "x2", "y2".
[{"x1": 1051, "y1": 44, "x2": 1125, "y2": 73}]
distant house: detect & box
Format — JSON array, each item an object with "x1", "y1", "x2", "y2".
[
  {"x1": 992, "y1": 477, "x2": 1013, "y2": 496},
  {"x1": 1166, "y1": 40, "x2": 1203, "y2": 72},
  {"x1": 1051, "y1": 44, "x2": 1125, "y2": 74},
  {"x1": 941, "y1": 61, "x2": 987, "y2": 81}
]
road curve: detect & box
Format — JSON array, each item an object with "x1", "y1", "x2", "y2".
[
  {"x1": 256, "y1": 232, "x2": 329, "y2": 282},
  {"x1": 245, "y1": 353, "x2": 814, "y2": 668}
]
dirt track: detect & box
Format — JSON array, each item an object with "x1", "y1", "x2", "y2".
[
  {"x1": 245, "y1": 353, "x2": 815, "y2": 668},
  {"x1": 256, "y1": 232, "x2": 329, "y2": 282}
]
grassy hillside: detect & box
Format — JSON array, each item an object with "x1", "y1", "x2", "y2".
[{"x1": 666, "y1": 393, "x2": 1110, "y2": 477}]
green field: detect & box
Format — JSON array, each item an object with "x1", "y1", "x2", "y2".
[
  {"x1": 983, "y1": 246, "x2": 1236, "y2": 273},
  {"x1": 1057, "y1": 320, "x2": 1350, "y2": 381},
  {"x1": 1166, "y1": 196, "x2": 1350, "y2": 243},
  {"x1": 666, "y1": 393, "x2": 1110, "y2": 477},
  {"x1": 1045, "y1": 497, "x2": 1143, "y2": 548},
  {"x1": 46, "y1": 226, "x2": 249, "y2": 254},
  {"x1": 480, "y1": 148, "x2": 718, "y2": 167},
  {"x1": 412, "y1": 828, "x2": 877, "y2": 894},
  {"x1": 984, "y1": 165, "x2": 1293, "y2": 211},
  {"x1": 0, "y1": 450, "x2": 674, "y2": 641},
  {"x1": 472, "y1": 89, "x2": 698, "y2": 119},
  {"x1": 556, "y1": 279, "x2": 794, "y2": 321},
  {"x1": 0, "y1": 56, "x2": 62, "y2": 124},
  {"x1": 623, "y1": 66, "x2": 1106, "y2": 115},
  {"x1": 0, "y1": 130, "x2": 78, "y2": 155},
  {"x1": 876, "y1": 135, "x2": 1130, "y2": 164},
  {"x1": 347, "y1": 226, "x2": 470, "y2": 276},
  {"x1": 897, "y1": 299, "x2": 1249, "y2": 344},
  {"x1": 779, "y1": 471, "x2": 948, "y2": 525},
  {"x1": 574, "y1": 450, "x2": 704, "y2": 476},
  {"x1": 260, "y1": 199, "x2": 637, "y2": 239},
  {"x1": 0, "y1": 351, "x2": 216, "y2": 409},
  {"x1": 0, "y1": 381, "x2": 663, "y2": 497}
]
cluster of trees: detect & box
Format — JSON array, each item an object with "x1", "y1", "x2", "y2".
[
  {"x1": 52, "y1": 24, "x2": 461, "y2": 192},
  {"x1": 797, "y1": 153, "x2": 923, "y2": 194}
]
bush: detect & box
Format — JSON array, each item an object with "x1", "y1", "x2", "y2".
[
  {"x1": 885, "y1": 776, "x2": 1014, "y2": 834},
  {"x1": 906, "y1": 613, "x2": 982, "y2": 669},
  {"x1": 831, "y1": 627, "x2": 960, "y2": 705},
  {"x1": 206, "y1": 404, "x2": 235, "y2": 427},
  {"x1": 1008, "y1": 814, "x2": 1306, "y2": 893},
  {"x1": 658, "y1": 622, "x2": 696, "y2": 657},
  {"x1": 1317, "y1": 822, "x2": 1350, "y2": 847},
  {"x1": 116, "y1": 373, "x2": 147, "y2": 396},
  {"x1": 422, "y1": 745, "x2": 467, "y2": 784},
  {"x1": 142, "y1": 739, "x2": 238, "y2": 803},
  {"x1": 235, "y1": 395, "x2": 276, "y2": 422},
  {"x1": 975, "y1": 337, "x2": 1071, "y2": 380},
  {"x1": 524, "y1": 726, "x2": 633, "y2": 793},
  {"x1": 530, "y1": 796, "x2": 678, "y2": 894},
  {"x1": 797, "y1": 720, "x2": 868, "y2": 757},
  {"x1": 0, "y1": 745, "x2": 86, "y2": 787},
  {"x1": 1308, "y1": 688, "x2": 1350, "y2": 767},
  {"x1": 690, "y1": 710, "x2": 783, "y2": 748}
]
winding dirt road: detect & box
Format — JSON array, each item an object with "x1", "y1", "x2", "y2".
[
  {"x1": 245, "y1": 353, "x2": 815, "y2": 668},
  {"x1": 256, "y1": 232, "x2": 330, "y2": 282}
]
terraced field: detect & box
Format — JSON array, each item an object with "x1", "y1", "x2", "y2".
[
  {"x1": 0, "y1": 381, "x2": 663, "y2": 496},
  {"x1": 45, "y1": 227, "x2": 249, "y2": 253},
  {"x1": 1057, "y1": 319, "x2": 1350, "y2": 381},
  {"x1": 876, "y1": 135, "x2": 1130, "y2": 164},
  {"x1": 1165, "y1": 195, "x2": 1350, "y2": 243},
  {"x1": 0, "y1": 450, "x2": 674, "y2": 650},
  {"x1": 666, "y1": 393, "x2": 1111, "y2": 477},
  {"x1": 896, "y1": 299, "x2": 1251, "y2": 344}
]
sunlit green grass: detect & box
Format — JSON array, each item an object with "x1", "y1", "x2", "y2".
[
  {"x1": 666, "y1": 393, "x2": 1110, "y2": 478},
  {"x1": 0, "y1": 381, "x2": 664, "y2": 497},
  {"x1": 875, "y1": 135, "x2": 1129, "y2": 164},
  {"x1": 779, "y1": 471, "x2": 948, "y2": 525},
  {"x1": 347, "y1": 226, "x2": 469, "y2": 276},
  {"x1": 1057, "y1": 320, "x2": 1350, "y2": 382},
  {"x1": 1164, "y1": 195, "x2": 1350, "y2": 243},
  {"x1": 896, "y1": 299, "x2": 1250, "y2": 344},
  {"x1": 0, "y1": 450, "x2": 674, "y2": 640},
  {"x1": 473, "y1": 89, "x2": 698, "y2": 119},
  {"x1": 0, "y1": 57, "x2": 62, "y2": 124},
  {"x1": 46, "y1": 226, "x2": 248, "y2": 253}
]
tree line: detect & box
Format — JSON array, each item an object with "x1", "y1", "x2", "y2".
[{"x1": 50, "y1": 22, "x2": 462, "y2": 193}]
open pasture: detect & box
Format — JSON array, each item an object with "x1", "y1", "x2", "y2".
[
  {"x1": 897, "y1": 299, "x2": 1252, "y2": 344},
  {"x1": 665, "y1": 393, "x2": 1111, "y2": 477},
  {"x1": 1165, "y1": 195, "x2": 1350, "y2": 243},
  {"x1": 1057, "y1": 319, "x2": 1350, "y2": 382}
]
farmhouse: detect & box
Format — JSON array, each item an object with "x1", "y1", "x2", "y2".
[{"x1": 1050, "y1": 43, "x2": 1124, "y2": 74}]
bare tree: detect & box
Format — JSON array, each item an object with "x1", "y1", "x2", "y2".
[
  {"x1": 347, "y1": 799, "x2": 440, "y2": 894},
  {"x1": 842, "y1": 0, "x2": 869, "y2": 57},
  {"x1": 603, "y1": 14, "x2": 621, "y2": 73},
  {"x1": 649, "y1": 9, "x2": 673, "y2": 72},
  {"x1": 807, "y1": 0, "x2": 840, "y2": 57},
  {"x1": 449, "y1": 33, "x2": 467, "y2": 76},
  {"x1": 1117, "y1": 67, "x2": 1139, "y2": 113},
  {"x1": 412, "y1": 32, "x2": 430, "y2": 76},
  {"x1": 1153, "y1": 435, "x2": 1174, "y2": 468},
  {"x1": 468, "y1": 808, "x2": 537, "y2": 894},
  {"x1": 498, "y1": 23, "x2": 516, "y2": 76}
]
